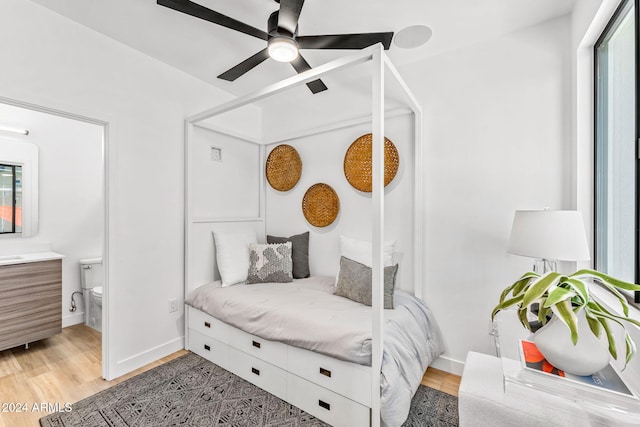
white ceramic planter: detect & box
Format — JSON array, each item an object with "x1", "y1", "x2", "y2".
[{"x1": 534, "y1": 309, "x2": 610, "y2": 376}]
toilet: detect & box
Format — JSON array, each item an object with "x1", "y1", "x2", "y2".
[{"x1": 80, "y1": 257, "x2": 103, "y2": 332}]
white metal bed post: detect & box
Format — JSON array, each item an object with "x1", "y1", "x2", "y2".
[
  {"x1": 381, "y1": 55, "x2": 424, "y2": 301},
  {"x1": 371, "y1": 44, "x2": 385, "y2": 427},
  {"x1": 184, "y1": 120, "x2": 195, "y2": 349}
]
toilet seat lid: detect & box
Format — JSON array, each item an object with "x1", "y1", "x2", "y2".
[{"x1": 91, "y1": 286, "x2": 103, "y2": 295}]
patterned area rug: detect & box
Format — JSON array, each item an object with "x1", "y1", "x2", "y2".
[{"x1": 40, "y1": 352, "x2": 458, "y2": 427}]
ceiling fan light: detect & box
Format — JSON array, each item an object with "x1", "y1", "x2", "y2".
[{"x1": 268, "y1": 36, "x2": 299, "y2": 62}]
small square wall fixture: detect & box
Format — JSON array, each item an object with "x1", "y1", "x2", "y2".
[{"x1": 210, "y1": 146, "x2": 222, "y2": 162}]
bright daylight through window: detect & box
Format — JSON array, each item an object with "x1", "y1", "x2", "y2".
[
  {"x1": 594, "y1": 0, "x2": 638, "y2": 302},
  {"x1": 0, "y1": 163, "x2": 22, "y2": 234}
]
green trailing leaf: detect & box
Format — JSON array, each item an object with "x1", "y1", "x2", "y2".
[
  {"x1": 553, "y1": 300, "x2": 579, "y2": 345},
  {"x1": 573, "y1": 269, "x2": 640, "y2": 292},
  {"x1": 513, "y1": 272, "x2": 539, "y2": 296},
  {"x1": 517, "y1": 307, "x2": 530, "y2": 330},
  {"x1": 500, "y1": 274, "x2": 536, "y2": 303},
  {"x1": 587, "y1": 301, "x2": 640, "y2": 328},
  {"x1": 596, "y1": 317, "x2": 617, "y2": 360},
  {"x1": 491, "y1": 295, "x2": 524, "y2": 320},
  {"x1": 565, "y1": 278, "x2": 588, "y2": 306},
  {"x1": 537, "y1": 304, "x2": 552, "y2": 326},
  {"x1": 584, "y1": 309, "x2": 601, "y2": 338},
  {"x1": 544, "y1": 286, "x2": 576, "y2": 308},
  {"x1": 625, "y1": 333, "x2": 637, "y2": 368},
  {"x1": 596, "y1": 280, "x2": 631, "y2": 317},
  {"x1": 521, "y1": 272, "x2": 563, "y2": 308}
]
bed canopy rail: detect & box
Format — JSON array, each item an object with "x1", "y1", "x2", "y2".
[{"x1": 184, "y1": 43, "x2": 423, "y2": 427}]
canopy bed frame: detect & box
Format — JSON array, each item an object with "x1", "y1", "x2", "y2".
[{"x1": 184, "y1": 44, "x2": 424, "y2": 427}]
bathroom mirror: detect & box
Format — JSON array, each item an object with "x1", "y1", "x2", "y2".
[{"x1": 0, "y1": 140, "x2": 38, "y2": 237}]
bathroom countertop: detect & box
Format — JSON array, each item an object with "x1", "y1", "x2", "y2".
[{"x1": 0, "y1": 252, "x2": 64, "y2": 266}]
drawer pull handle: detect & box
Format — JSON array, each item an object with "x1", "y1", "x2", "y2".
[
  {"x1": 318, "y1": 400, "x2": 330, "y2": 411},
  {"x1": 204, "y1": 321, "x2": 211, "y2": 328},
  {"x1": 252, "y1": 340, "x2": 261, "y2": 349},
  {"x1": 319, "y1": 367, "x2": 332, "y2": 378},
  {"x1": 251, "y1": 367, "x2": 260, "y2": 376},
  {"x1": 204, "y1": 344, "x2": 211, "y2": 351}
]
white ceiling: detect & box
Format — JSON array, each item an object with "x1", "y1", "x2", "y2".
[{"x1": 29, "y1": 0, "x2": 577, "y2": 97}]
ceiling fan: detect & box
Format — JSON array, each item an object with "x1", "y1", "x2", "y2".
[{"x1": 157, "y1": 0, "x2": 394, "y2": 94}]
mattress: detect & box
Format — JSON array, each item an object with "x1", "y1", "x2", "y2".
[{"x1": 186, "y1": 276, "x2": 445, "y2": 426}]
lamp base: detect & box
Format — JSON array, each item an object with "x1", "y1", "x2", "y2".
[{"x1": 533, "y1": 258, "x2": 557, "y2": 274}]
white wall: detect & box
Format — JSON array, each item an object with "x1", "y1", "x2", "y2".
[
  {"x1": 265, "y1": 115, "x2": 416, "y2": 292},
  {"x1": 0, "y1": 103, "x2": 103, "y2": 328},
  {"x1": 0, "y1": 0, "x2": 262, "y2": 379},
  {"x1": 396, "y1": 16, "x2": 572, "y2": 373}
]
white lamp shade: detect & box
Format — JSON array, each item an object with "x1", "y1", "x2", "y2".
[{"x1": 507, "y1": 210, "x2": 591, "y2": 261}]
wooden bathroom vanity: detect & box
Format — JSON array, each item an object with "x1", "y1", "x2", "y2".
[{"x1": 0, "y1": 252, "x2": 64, "y2": 351}]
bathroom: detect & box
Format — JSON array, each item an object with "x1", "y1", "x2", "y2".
[{"x1": 0, "y1": 101, "x2": 105, "y2": 340}]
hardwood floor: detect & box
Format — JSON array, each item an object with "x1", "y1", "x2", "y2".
[
  {"x1": 0, "y1": 325, "x2": 186, "y2": 427},
  {"x1": 0, "y1": 324, "x2": 461, "y2": 426},
  {"x1": 421, "y1": 366, "x2": 462, "y2": 397}
]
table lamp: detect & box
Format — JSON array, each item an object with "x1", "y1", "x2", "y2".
[{"x1": 507, "y1": 209, "x2": 591, "y2": 273}]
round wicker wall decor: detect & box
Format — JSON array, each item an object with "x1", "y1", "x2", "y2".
[
  {"x1": 343, "y1": 134, "x2": 399, "y2": 192},
  {"x1": 302, "y1": 183, "x2": 340, "y2": 227},
  {"x1": 266, "y1": 144, "x2": 302, "y2": 191}
]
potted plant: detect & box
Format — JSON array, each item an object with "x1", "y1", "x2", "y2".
[{"x1": 492, "y1": 269, "x2": 640, "y2": 375}]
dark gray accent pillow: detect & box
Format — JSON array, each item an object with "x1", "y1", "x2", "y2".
[
  {"x1": 335, "y1": 256, "x2": 397, "y2": 309},
  {"x1": 267, "y1": 232, "x2": 310, "y2": 279}
]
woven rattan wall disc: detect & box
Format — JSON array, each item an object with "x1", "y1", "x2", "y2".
[
  {"x1": 266, "y1": 144, "x2": 302, "y2": 191},
  {"x1": 302, "y1": 183, "x2": 340, "y2": 227},
  {"x1": 344, "y1": 134, "x2": 399, "y2": 192}
]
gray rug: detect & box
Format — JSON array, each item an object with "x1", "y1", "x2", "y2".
[{"x1": 40, "y1": 352, "x2": 458, "y2": 427}]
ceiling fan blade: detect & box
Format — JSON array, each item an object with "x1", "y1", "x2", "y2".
[
  {"x1": 297, "y1": 32, "x2": 394, "y2": 50},
  {"x1": 278, "y1": 0, "x2": 305, "y2": 35},
  {"x1": 158, "y1": 0, "x2": 269, "y2": 41},
  {"x1": 218, "y1": 49, "x2": 270, "y2": 81},
  {"x1": 291, "y1": 55, "x2": 328, "y2": 94}
]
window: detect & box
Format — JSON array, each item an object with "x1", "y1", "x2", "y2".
[
  {"x1": 0, "y1": 164, "x2": 22, "y2": 234},
  {"x1": 594, "y1": 0, "x2": 639, "y2": 303}
]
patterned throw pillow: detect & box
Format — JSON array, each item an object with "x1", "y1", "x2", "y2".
[{"x1": 247, "y1": 242, "x2": 293, "y2": 284}]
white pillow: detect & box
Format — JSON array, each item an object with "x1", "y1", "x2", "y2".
[
  {"x1": 212, "y1": 231, "x2": 257, "y2": 286},
  {"x1": 339, "y1": 235, "x2": 396, "y2": 267}
]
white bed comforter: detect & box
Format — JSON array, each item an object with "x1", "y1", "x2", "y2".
[{"x1": 185, "y1": 276, "x2": 445, "y2": 426}]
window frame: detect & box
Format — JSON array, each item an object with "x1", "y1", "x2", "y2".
[
  {"x1": 594, "y1": 0, "x2": 640, "y2": 304},
  {"x1": 0, "y1": 163, "x2": 19, "y2": 235}
]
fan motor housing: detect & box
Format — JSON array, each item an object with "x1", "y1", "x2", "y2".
[{"x1": 268, "y1": 10, "x2": 295, "y2": 38}]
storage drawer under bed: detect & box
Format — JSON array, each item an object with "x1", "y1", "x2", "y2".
[
  {"x1": 188, "y1": 306, "x2": 287, "y2": 367},
  {"x1": 287, "y1": 372, "x2": 370, "y2": 427},
  {"x1": 227, "y1": 346, "x2": 287, "y2": 401},
  {"x1": 287, "y1": 344, "x2": 372, "y2": 406},
  {"x1": 188, "y1": 306, "x2": 233, "y2": 342},
  {"x1": 188, "y1": 329, "x2": 230, "y2": 370}
]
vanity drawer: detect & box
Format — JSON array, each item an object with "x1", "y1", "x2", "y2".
[
  {"x1": 187, "y1": 306, "x2": 232, "y2": 342},
  {"x1": 287, "y1": 345, "x2": 371, "y2": 406},
  {"x1": 286, "y1": 373, "x2": 370, "y2": 427},
  {"x1": 189, "y1": 330, "x2": 230, "y2": 370},
  {"x1": 227, "y1": 348, "x2": 287, "y2": 400},
  {"x1": 227, "y1": 326, "x2": 287, "y2": 367}
]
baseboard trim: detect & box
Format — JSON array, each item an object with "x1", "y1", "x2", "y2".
[
  {"x1": 431, "y1": 355, "x2": 465, "y2": 376},
  {"x1": 109, "y1": 336, "x2": 185, "y2": 380},
  {"x1": 62, "y1": 312, "x2": 85, "y2": 328}
]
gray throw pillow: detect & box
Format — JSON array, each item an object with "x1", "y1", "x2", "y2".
[
  {"x1": 267, "y1": 232, "x2": 310, "y2": 279},
  {"x1": 246, "y1": 242, "x2": 293, "y2": 284},
  {"x1": 335, "y1": 256, "x2": 397, "y2": 309}
]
